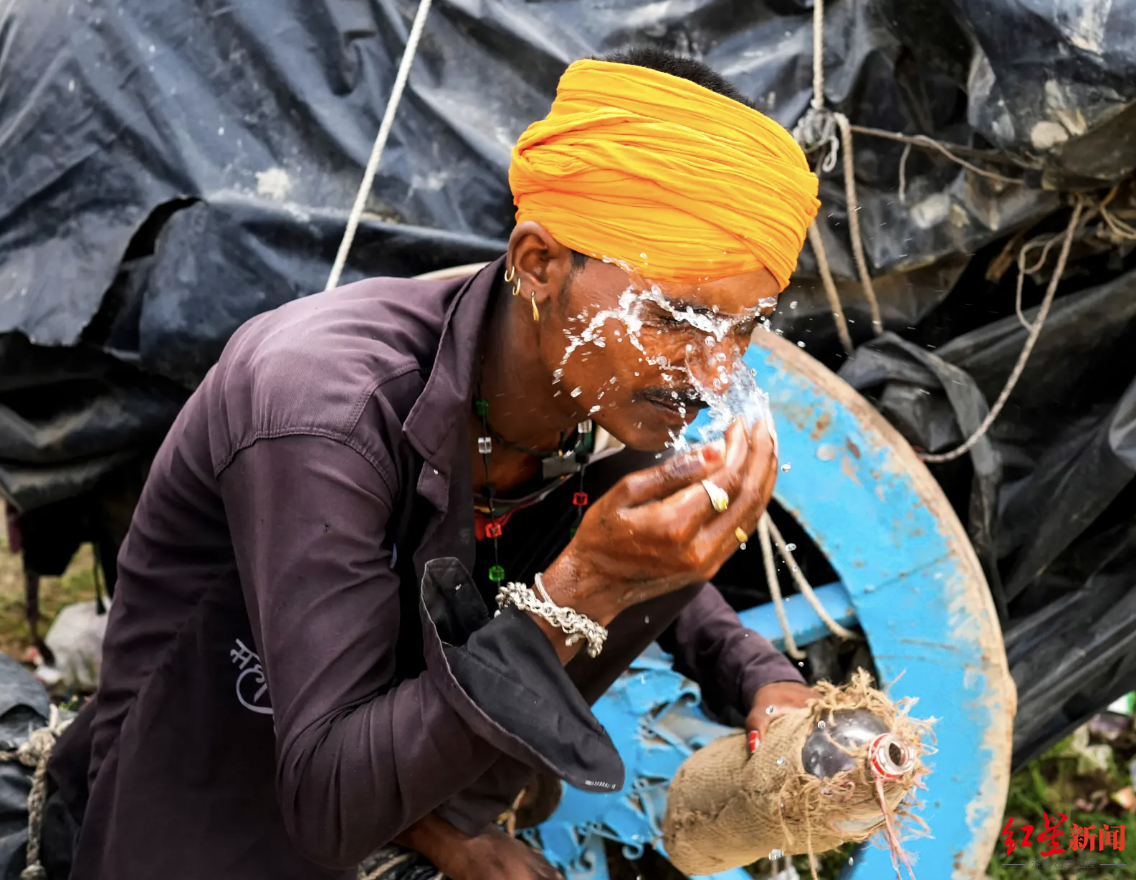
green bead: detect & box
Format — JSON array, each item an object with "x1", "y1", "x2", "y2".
[
  {"x1": 474, "y1": 398, "x2": 490, "y2": 417},
  {"x1": 488, "y1": 565, "x2": 506, "y2": 583}
]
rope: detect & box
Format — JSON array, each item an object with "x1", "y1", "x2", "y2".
[
  {"x1": 764, "y1": 516, "x2": 858, "y2": 641},
  {"x1": 358, "y1": 854, "x2": 441, "y2": 880},
  {"x1": 919, "y1": 198, "x2": 1086, "y2": 464},
  {"x1": 1098, "y1": 184, "x2": 1136, "y2": 241},
  {"x1": 810, "y1": 0, "x2": 825, "y2": 112},
  {"x1": 897, "y1": 142, "x2": 912, "y2": 204},
  {"x1": 835, "y1": 113, "x2": 883, "y2": 335},
  {"x1": 325, "y1": 0, "x2": 435, "y2": 292},
  {"x1": 807, "y1": 224, "x2": 854, "y2": 356},
  {"x1": 846, "y1": 125, "x2": 1026, "y2": 168},
  {"x1": 0, "y1": 705, "x2": 72, "y2": 880},
  {"x1": 359, "y1": 853, "x2": 413, "y2": 880},
  {"x1": 758, "y1": 515, "x2": 805, "y2": 660},
  {"x1": 793, "y1": 0, "x2": 882, "y2": 339}
]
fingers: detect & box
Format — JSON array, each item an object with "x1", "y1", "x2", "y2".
[
  {"x1": 615, "y1": 438, "x2": 727, "y2": 507},
  {"x1": 693, "y1": 421, "x2": 778, "y2": 558},
  {"x1": 750, "y1": 708, "x2": 786, "y2": 742},
  {"x1": 626, "y1": 420, "x2": 751, "y2": 530}
]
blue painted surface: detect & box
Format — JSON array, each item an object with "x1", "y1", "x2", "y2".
[
  {"x1": 534, "y1": 338, "x2": 1010, "y2": 880},
  {"x1": 736, "y1": 581, "x2": 855, "y2": 652}
]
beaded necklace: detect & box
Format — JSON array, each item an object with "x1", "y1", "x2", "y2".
[{"x1": 473, "y1": 392, "x2": 593, "y2": 585}]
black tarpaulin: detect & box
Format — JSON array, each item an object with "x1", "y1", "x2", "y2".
[{"x1": 3, "y1": 0, "x2": 1136, "y2": 766}]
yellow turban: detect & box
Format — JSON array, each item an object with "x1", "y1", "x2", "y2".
[{"x1": 509, "y1": 59, "x2": 820, "y2": 290}]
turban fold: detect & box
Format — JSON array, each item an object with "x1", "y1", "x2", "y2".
[{"x1": 509, "y1": 60, "x2": 820, "y2": 290}]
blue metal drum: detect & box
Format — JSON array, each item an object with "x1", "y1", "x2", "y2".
[{"x1": 531, "y1": 331, "x2": 1015, "y2": 880}]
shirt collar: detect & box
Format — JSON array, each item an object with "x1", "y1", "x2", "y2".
[{"x1": 402, "y1": 256, "x2": 507, "y2": 471}]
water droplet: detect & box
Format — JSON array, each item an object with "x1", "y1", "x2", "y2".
[
  {"x1": 765, "y1": 705, "x2": 775, "y2": 715},
  {"x1": 780, "y1": 463, "x2": 791, "y2": 472},
  {"x1": 570, "y1": 387, "x2": 582, "y2": 398},
  {"x1": 552, "y1": 368, "x2": 563, "y2": 384},
  {"x1": 786, "y1": 542, "x2": 797, "y2": 551},
  {"x1": 776, "y1": 757, "x2": 785, "y2": 765},
  {"x1": 789, "y1": 300, "x2": 798, "y2": 310},
  {"x1": 589, "y1": 405, "x2": 601, "y2": 414}
]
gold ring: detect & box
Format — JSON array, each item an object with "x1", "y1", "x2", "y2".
[
  {"x1": 701, "y1": 479, "x2": 729, "y2": 513},
  {"x1": 735, "y1": 527, "x2": 748, "y2": 546}
]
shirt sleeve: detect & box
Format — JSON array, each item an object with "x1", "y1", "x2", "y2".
[
  {"x1": 218, "y1": 434, "x2": 500, "y2": 869},
  {"x1": 657, "y1": 582, "x2": 805, "y2": 719}
]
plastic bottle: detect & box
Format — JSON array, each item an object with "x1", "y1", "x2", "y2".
[
  {"x1": 801, "y1": 709, "x2": 918, "y2": 838},
  {"x1": 801, "y1": 709, "x2": 915, "y2": 779}
]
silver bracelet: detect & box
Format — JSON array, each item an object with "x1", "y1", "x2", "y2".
[{"x1": 496, "y1": 573, "x2": 608, "y2": 658}]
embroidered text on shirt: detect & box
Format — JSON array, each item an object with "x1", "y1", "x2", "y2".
[{"x1": 230, "y1": 639, "x2": 274, "y2": 716}]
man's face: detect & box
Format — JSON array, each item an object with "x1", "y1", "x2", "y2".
[{"x1": 542, "y1": 258, "x2": 781, "y2": 451}]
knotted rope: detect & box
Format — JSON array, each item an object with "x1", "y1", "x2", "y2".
[
  {"x1": 792, "y1": 0, "x2": 882, "y2": 341},
  {"x1": 0, "y1": 705, "x2": 72, "y2": 880},
  {"x1": 919, "y1": 197, "x2": 1086, "y2": 463}
]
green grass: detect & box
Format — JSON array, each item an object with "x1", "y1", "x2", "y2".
[
  {"x1": 986, "y1": 734, "x2": 1134, "y2": 880},
  {"x1": 0, "y1": 532, "x2": 98, "y2": 660}
]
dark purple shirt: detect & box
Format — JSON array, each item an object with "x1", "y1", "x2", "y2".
[{"x1": 49, "y1": 259, "x2": 802, "y2": 879}]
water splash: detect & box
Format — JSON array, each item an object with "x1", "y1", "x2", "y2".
[
  {"x1": 673, "y1": 358, "x2": 772, "y2": 451},
  {"x1": 553, "y1": 282, "x2": 770, "y2": 448}
]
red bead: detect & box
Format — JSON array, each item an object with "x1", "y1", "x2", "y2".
[
  {"x1": 573, "y1": 492, "x2": 588, "y2": 506},
  {"x1": 485, "y1": 522, "x2": 502, "y2": 538}
]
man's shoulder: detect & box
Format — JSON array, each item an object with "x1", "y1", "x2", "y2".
[{"x1": 203, "y1": 275, "x2": 462, "y2": 458}]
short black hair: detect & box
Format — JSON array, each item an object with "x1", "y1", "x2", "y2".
[
  {"x1": 602, "y1": 46, "x2": 751, "y2": 107},
  {"x1": 569, "y1": 48, "x2": 749, "y2": 271}
]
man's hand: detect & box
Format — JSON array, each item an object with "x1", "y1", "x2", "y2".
[
  {"x1": 435, "y1": 827, "x2": 565, "y2": 880},
  {"x1": 745, "y1": 680, "x2": 820, "y2": 753},
  {"x1": 544, "y1": 418, "x2": 777, "y2": 633},
  {"x1": 396, "y1": 814, "x2": 564, "y2": 880}
]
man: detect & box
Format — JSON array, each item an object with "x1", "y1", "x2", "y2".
[{"x1": 48, "y1": 47, "x2": 821, "y2": 879}]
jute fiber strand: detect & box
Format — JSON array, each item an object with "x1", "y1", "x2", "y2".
[{"x1": 663, "y1": 671, "x2": 931, "y2": 875}]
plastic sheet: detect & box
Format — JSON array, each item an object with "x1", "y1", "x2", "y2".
[
  {"x1": 840, "y1": 265, "x2": 1136, "y2": 766},
  {"x1": 3, "y1": 0, "x2": 1136, "y2": 765}
]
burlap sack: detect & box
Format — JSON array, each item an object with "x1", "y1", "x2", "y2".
[{"x1": 662, "y1": 671, "x2": 930, "y2": 876}]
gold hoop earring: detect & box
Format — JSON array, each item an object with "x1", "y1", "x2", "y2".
[
  {"x1": 504, "y1": 265, "x2": 516, "y2": 283},
  {"x1": 513, "y1": 277, "x2": 522, "y2": 297},
  {"x1": 531, "y1": 291, "x2": 540, "y2": 322}
]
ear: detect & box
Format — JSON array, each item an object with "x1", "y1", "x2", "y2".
[{"x1": 508, "y1": 221, "x2": 573, "y2": 308}]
